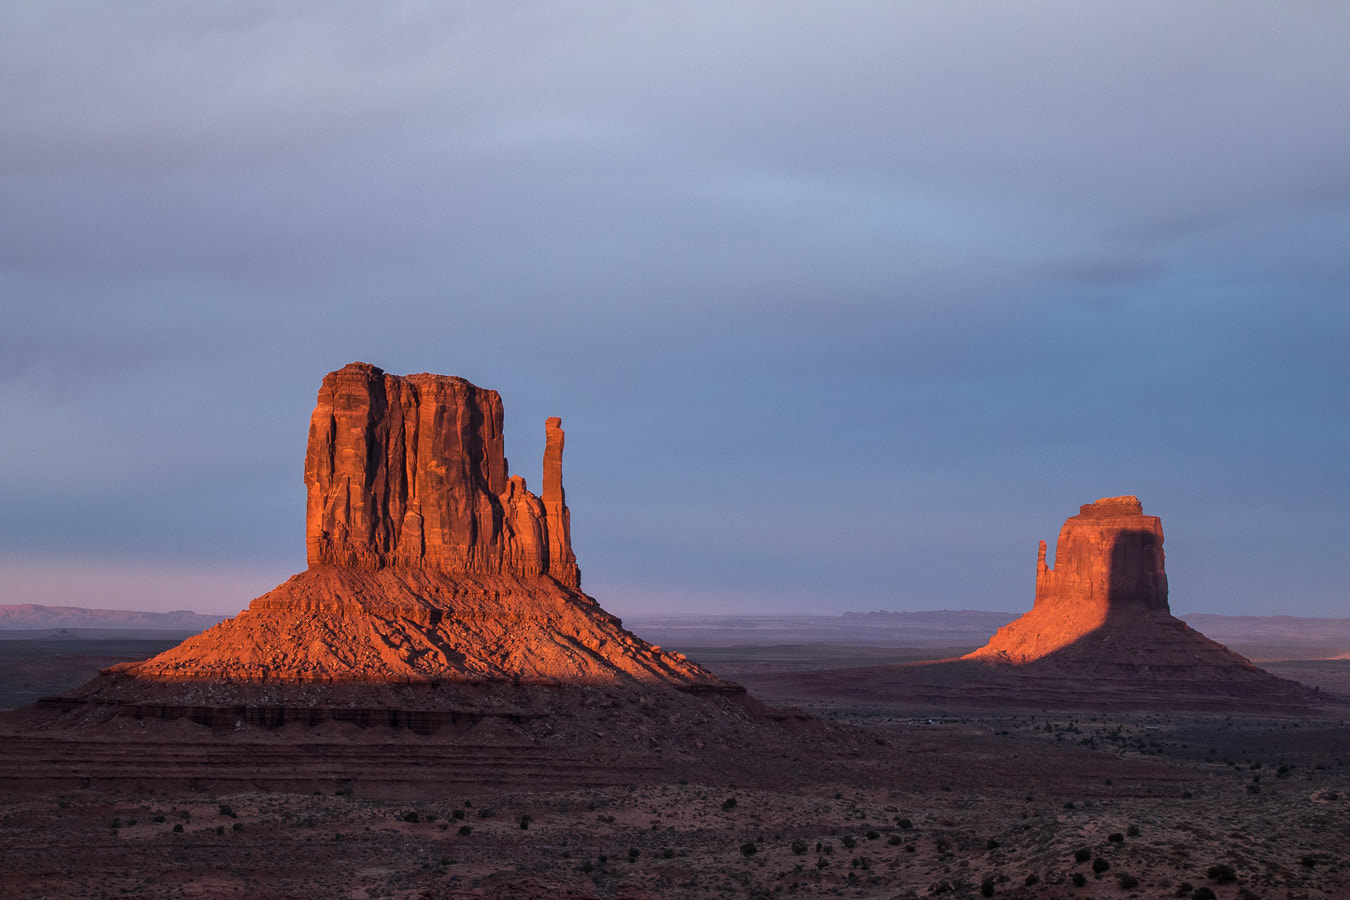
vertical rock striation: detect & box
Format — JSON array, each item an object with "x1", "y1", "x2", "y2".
[
  {"x1": 967, "y1": 496, "x2": 1264, "y2": 671},
  {"x1": 104, "y1": 362, "x2": 721, "y2": 687},
  {"x1": 304, "y1": 362, "x2": 580, "y2": 588}
]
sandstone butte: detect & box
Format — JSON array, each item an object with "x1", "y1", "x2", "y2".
[
  {"x1": 750, "y1": 495, "x2": 1324, "y2": 715},
  {"x1": 109, "y1": 362, "x2": 724, "y2": 688},
  {"x1": 963, "y1": 495, "x2": 1274, "y2": 674}
]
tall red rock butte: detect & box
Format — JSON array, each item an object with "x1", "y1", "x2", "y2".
[
  {"x1": 109, "y1": 363, "x2": 722, "y2": 688},
  {"x1": 966, "y1": 495, "x2": 1182, "y2": 666},
  {"x1": 963, "y1": 495, "x2": 1291, "y2": 678},
  {"x1": 754, "y1": 495, "x2": 1326, "y2": 714}
]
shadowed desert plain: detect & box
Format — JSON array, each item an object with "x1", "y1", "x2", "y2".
[{"x1": 1, "y1": 365, "x2": 1347, "y2": 900}]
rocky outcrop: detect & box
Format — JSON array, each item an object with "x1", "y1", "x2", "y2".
[
  {"x1": 960, "y1": 496, "x2": 1321, "y2": 696},
  {"x1": 305, "y1": 362, "x2": 579, "y2": 589},
  {"x1": 969, "y1": 496, "x2": 1172, "y2": 663},
  {"x1": 752, "y1": 496, "x2": 1331, "y2": 714},
  {"x1": 108, "y1": 363, "x2": 724, "y2": 689}
]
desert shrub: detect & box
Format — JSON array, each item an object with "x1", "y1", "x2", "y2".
[
  {"x1": 740, "y1": 841, "x2": 757, "y2": 857},
  {"x1": 1174, "y1": 882, "x2": 1193, "y2": 896},
  {"x1": 887, "y1": 834, "x2": 902, "y2": 846},
  {"x1": 722, "y1": 797, "x2": 737, "y2": 810},
  {"x1": 1092, "y1": 857, "x2": 1110, "y2": 874},
  {"x1": 1118, "y1": 873, "x2": 1139, "y2": 888},
  {"x1": 218, "y1": 804, "x2": 235, "y2": 818},
  {"x1": 402, "y1": 811, "x2": 420, "y2": 823},
  {"x1": 1301, "y1": 855, "x2": 1319, "y2": 867},
  {"x1": 1206, "y1": 863, "x2": 1236, "y2": 883},
  {"x1": 790, "y1": 840, "x2": 808, "y2": 855},
  {"x1": 1074, "y1": 848, "x2": 1092, "y2": 863},
  {"x1": 457, "y1": 825, "x2": 472, "y2": 836},
  {"x1": 452, "y1": 809, "x2": 466, "y2": 820},
  {"x1": 1064, "y1": 801, "x2": 1076, "y2": 810},
  {"x1": 1024, "y1": 873, "x2": 1039, "y2": 886},
  {"x1": 627, "y1": 847, "x2": 639, "y2": 861},
  {"x1": 841, "y1": 835, "x2": 857, "y2": 849},
  {"x1": 580, "y1": 860, "x2": 594, "y2": 873},
  {"x1": 979, "y1": 876, "x2": 995, "y2": 896},
  {"x1": 477, "y1": 807, "x2": 493, "y2": 818},
  {"x1": 215, "y1": 825, "x2": 225, "y2": 835},
  {"x1": 1192, "y1": 888, "x2": 1217, "y2": 900},
  {"x1": 232, "y1": 822, "x2": 243, "y2": 832},
  {"x1": 896, "y1": 817, "x2": 914, "y2": 829},
  {"x1": 866, "y1": 830, "x2": 879, "y2": 840},
  {"x1": 1071, "y1": 872, "x2": 1086, "y2": 887},
  {"x1": 1127, "y1": 824, "x2": 1140, "y2": 837},
  {"x1": 519, "y1": 815, "x2": 532, "y2": 830},
  {"x1": 662, "y1": 847, "x2": 675, "y2": 859},
  {"x1": 172, "y1": 823, "x2": 183, "y2": 833},
  {"x1": 986, "y1": 838, "x2": 999, "y2": 850},
  {"x1": 153, "y1": 815, "x2": 165, "y2": 823},
  {"x1": 1108, "y1": 832, "x2": 1124, "y2": 843}
]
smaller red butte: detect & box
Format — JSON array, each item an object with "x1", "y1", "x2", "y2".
[{"x1": 969, "y1": 496, "x2": 1171, "y2": 663}]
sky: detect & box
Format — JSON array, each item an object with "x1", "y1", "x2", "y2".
[{"x1": 1, "y1": 1, "x2": 1347, "y2": 619}]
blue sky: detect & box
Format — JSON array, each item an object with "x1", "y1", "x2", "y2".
[{"x1": 1, "y1": 2, "x2": 1347, "y2": 617}]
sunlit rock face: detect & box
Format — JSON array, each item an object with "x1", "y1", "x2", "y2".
[
  {"x1": 305, "y1": 362, "x2": 578, "y2": 589},
  {"x1": 111, "y1": 363, "x2": 719, "y2": 687},
  {"x1": 968, "y1": 496, "x2": 1242, "y2": 668}
]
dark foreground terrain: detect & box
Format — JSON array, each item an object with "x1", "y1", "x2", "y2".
[{"x1": 1, "y1": 636, "x2": 1347, "y2": 899}]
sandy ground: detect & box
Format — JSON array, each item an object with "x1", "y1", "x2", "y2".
[
  {"x1": 1, "y1": 710, "x2": 1347, "y2": 899},
  {"x1": 2, "y1": 640, "x2": 1348, "y2": 898}
]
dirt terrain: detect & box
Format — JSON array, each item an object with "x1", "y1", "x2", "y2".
[
  {"x1": 1, "y1": 707, "x2": 1346, "y2": 899},
  {"x1": 2, "y1": 635, "x2": 1348, "y2": 899}
]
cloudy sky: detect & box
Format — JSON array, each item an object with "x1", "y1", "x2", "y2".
[{"x1": 2, "y1": 2, "x2": 1346, "y2": 618}]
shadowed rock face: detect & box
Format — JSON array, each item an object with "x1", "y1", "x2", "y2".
[
  {"x1": 106, "y1": 363, "x2": 722, "y2": 688},
  {"x1": 965, "y1": 496, "x2": 1280, "y2": 675},
  {"x1": 751, "y1": 496, "x2": 1330, "y2": 714},
  {"x1": 305, "y1": 362, "x2": 578, "y2": 589},
  {"x1": 969, "y1": 496, "x2": 1174, "y2": 663}
]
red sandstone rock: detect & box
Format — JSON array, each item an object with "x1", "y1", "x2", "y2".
[
  {"x1": 113, "y1": 363, "x2": 722, "y2": 688},
  {"x1": 968, "y1": 496, "x2": 1171, "y2": 663},
  {"x1": 304, "y1": 362, "x2": 579, "y2": 588},
  {"x1": 753, "y1": 496, "x2": 1328, "y2": 714},
  {"x1": 965, "y1": 496, "x2": 1275, "y2": 674}
]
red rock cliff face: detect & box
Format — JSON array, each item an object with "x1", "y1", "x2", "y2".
[
  {"x1": 304, "y1": 362, "x2": 580, "y2": 589},
  {"x1": 1033, "y1": 495, "x2": 1168, "y2": 616},
  {"x1": 969, "y1": 496, "x2": 1178, "y2": 664},
  {"x1": 108, "y1": 362, "x2": 724, "y2": 687}
]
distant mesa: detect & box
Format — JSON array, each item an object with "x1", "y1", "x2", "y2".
[
  {"x1": 95, "y1": 362, "x2": 726, "y2": 689},
  {"x1": 962, "y1": 495, "x2": 1298, "y2": 680},
  {"x1": 965, "y1": 495, "x2": 1216, "y2": 670},
  {"x1": 0, "y1": 604, "x2": 227, "y2": 633},
  {"x1": 754, "y1": 496, "x2": 1330, "y2": 714}
]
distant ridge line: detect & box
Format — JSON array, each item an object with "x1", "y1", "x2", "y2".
[{"x1": 0, "y1": 604, "x2": 229, "y2": 632}]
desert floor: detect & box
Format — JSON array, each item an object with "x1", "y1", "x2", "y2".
[{"x1": 0, "y1": 638, "x2": 1347, "y2": 899}]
